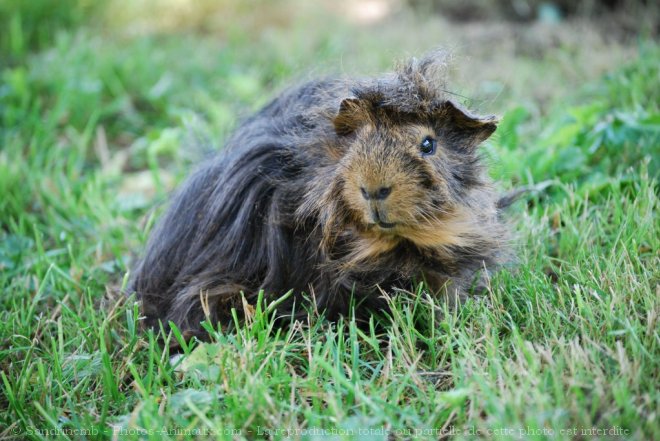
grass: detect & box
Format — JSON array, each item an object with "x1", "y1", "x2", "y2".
[{"x1": 0, "y1": 2, "x2": 658, "y2": 440}]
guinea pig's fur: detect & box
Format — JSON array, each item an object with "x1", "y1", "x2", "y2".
[{"x1": 129, "y1": 52, "x2": 511, "y2": 336}]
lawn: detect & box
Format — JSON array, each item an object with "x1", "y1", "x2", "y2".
[{"x1": 0, "y1": 1, "x2": 658, "y2": 440}]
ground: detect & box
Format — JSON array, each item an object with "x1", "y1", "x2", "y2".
[{"x1": 0, "y1": 1, "x2": 658, "y2": 440}]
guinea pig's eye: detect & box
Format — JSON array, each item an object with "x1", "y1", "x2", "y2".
[{"x1": 420, "y1": 136, "x2": 437, "y2": 156}]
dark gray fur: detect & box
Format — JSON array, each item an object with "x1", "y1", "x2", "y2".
[{"x1": 129, "y1": 53, "x2": 511, "y2": 336}]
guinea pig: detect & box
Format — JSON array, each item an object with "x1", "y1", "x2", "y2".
[{"x1": 129, "y1": 52, "x2": 511, "y2": 337}]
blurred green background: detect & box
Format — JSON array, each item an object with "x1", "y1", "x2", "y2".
[{"x1": 0, "y1": 1, "x2": 658, "y2": 440}]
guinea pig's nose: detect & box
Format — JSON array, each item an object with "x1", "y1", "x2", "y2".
[{"x1": 360, "y1": 186, "x2": 392, "y2": 200}]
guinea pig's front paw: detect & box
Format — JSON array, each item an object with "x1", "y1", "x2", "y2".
[
  {"x1": 431, "y1": 272, "x2": 493, "y2": 321},
  {"x1": 469, "y1": 268, "x2": 493, "y2": 297}
]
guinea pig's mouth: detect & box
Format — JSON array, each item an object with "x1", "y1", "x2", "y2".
[
  {"x1": 367, "y1": 221, "x2": 398, "y2": 230},
  {"x1": 366, "y1": 206, "x2": 397, "y2": 229},
  {"x1": 376, "y1": 221, "x2": 397, "y2": 229}
]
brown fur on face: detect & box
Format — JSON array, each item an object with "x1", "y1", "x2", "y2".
[
  {"x1": 310, "y1": 98, "x2": 502, "y2": 263},
  {"x1": 129, "y1": 51, "x2": 512, "y2": 336}
]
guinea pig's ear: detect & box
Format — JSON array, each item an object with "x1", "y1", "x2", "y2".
[
  {"x1": 440, "y1": 100, "x2": 498, "y2": 149},
  {"x1": 333, "y1": 98, "x2": 370, "y2": 136}
]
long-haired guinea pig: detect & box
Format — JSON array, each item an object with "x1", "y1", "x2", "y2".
[{"x1": 129, "y1": 52, "x2": 512, "y2": 337}]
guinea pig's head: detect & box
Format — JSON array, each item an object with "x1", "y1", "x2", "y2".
[{"x1": 328, "y1": 96, "x2": 498, "y2": 249}]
